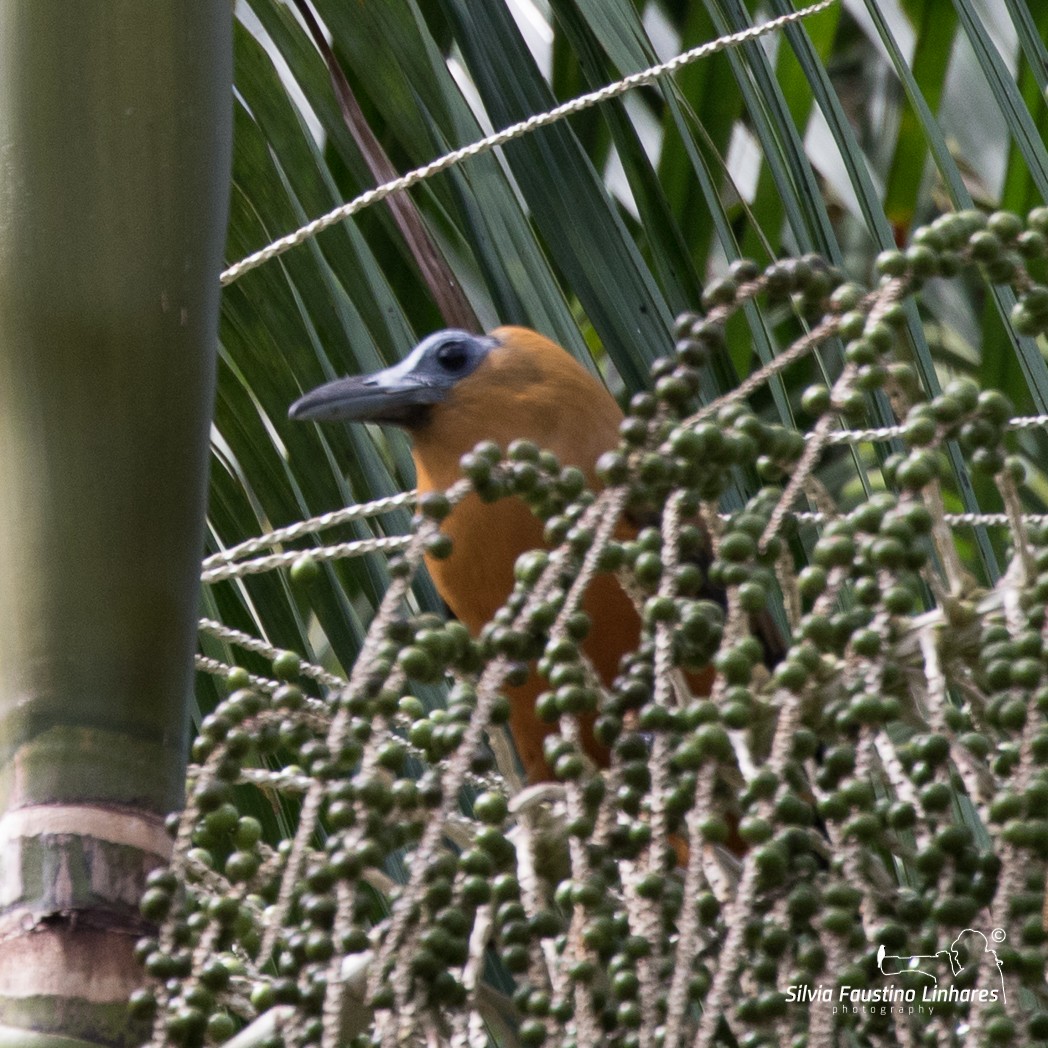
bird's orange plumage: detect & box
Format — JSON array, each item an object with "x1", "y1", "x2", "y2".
[
  {"x1": 290, "y1": 325, "x2": 717, "y2": 781},
  {"x1": 409, "y1": 326, "x2": 642, "y2": 777}
]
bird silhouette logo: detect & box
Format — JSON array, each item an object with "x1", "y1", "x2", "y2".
[{"x1": 877, "y1": 929, "x2": 1007, "y2": 1004}]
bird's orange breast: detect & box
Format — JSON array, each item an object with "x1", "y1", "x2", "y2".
[{"x1": 424, "y1": 495, "x2": 641, "y2": 778}]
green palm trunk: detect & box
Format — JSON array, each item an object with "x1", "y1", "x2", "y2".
[{"x1": 0, "y1": 4, "x2": 231, "y2": 1044}]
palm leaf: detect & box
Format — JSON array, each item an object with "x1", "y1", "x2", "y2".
[{"x1": 171, "y1": 3, "x2": 1048, "y2": 1044}]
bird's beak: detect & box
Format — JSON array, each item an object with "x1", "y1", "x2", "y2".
[{"x1": 289, "y1": 359, "x2": 440, "y2": 425}]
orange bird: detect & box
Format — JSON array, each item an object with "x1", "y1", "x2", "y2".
[{"x1": 290, "y1": 327, "x2": 707, "y2": 780}]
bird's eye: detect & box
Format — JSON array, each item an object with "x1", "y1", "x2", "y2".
[{"x1": 436, "y1": 340, "x2": 469, "y2": 372}]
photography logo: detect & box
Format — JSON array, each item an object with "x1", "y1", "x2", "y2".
[
  {"x1": 877, "y1": 928, "x2": 1007, "y2": 1005},
  {"x1": 786, "y1": 928, "x2": 1007, "y2": 1016}
]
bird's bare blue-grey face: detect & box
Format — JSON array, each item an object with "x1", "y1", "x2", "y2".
[{"x1": 288, "y1": 330, "x2": 496, "y2": 427}]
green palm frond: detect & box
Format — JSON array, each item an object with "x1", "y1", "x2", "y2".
[{"x1": 173, "y1": 5, "x2": 1048, "y2": 1044}]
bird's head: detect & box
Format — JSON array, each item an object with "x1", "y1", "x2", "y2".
[
  {"x1": 290, "y1": 326, "x2": 624, "y2": 488},
  {"x1": 288, "y1": 329, "x2": 496, "y2": 428}
]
